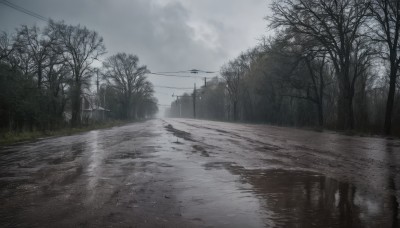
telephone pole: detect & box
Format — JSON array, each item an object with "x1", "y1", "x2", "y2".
[
  {"x1": 169, "y1": 69, "x2": 213, "y2": 119},
  {"x1": 177, "y1": 97, "x2": 181, "y2": 117},
  {"x1": 193, "y1": 83, "x2": 196, "y2": 118}
]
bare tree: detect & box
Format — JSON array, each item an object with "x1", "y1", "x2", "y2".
[
  {"x1": 370, "y1": 0, "x2": 400, "y2": 134},
  {"x1": 270, "y1": 30, "x2": 329, "y2": 126},
  {"x1": 270, "y1": 0, "x2": 371, "y2": 130},
  {"x1": 45, "y1": 50, "x2": 69, "y2": 125},
  {"x1": 102, "y1": 53, "x2": 149, "y2": 119},
  {"x1": 14, "y1": 25, "x2": 56, "y2": 89},
  {"x1": 56, "y1": 21, "x2": 106, "y2": 126},
  {"x1": 303, "y1": 52, "x2": 328, "y2": 126},
  {"x1": 0, "y1": 32, "x2": 14, "y2": 62},
  {"x1": 221, "y1": 60, "x2": 242, "y2": 121},
  {"x1": 136, "y1": 81, "x2": 158, "y2": 118}
]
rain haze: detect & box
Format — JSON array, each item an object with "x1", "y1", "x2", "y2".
[{"x1": 0, "y1": 0, "x2": 400, "y2": 227}]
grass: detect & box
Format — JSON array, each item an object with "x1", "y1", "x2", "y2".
[{"x1": 0, "y1": 120, "x2": 130, "y2": 146}]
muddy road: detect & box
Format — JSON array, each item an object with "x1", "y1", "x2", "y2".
[{"x1": 0, "y1": 118, "x2": 399, "y2": 227}]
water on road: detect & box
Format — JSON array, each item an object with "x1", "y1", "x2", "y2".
[{"x1": 0, "y1": 118, "x2": 399, "y2": 227}]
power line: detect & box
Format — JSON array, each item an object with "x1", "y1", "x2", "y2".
[
  {"x1": 153, "y1": 85, "x2": 193, "y2": 90},
  {"x1": 153, "y1": 70, "x2": 191, "y2": 74},
  {"x1": 1, "y1": 0, "x2": 49, "y2": 22},
  {"x1": 149, "y1": 72, "x2": 199, "y2": 78},
  {"x1": 148, "y1": 72, "x2": 216, "y2": 79},
  {"x1": 153, "y1": 69, "x2": 216, "y2": 74},
  {"x1": 2, "y1": 0, "x2": 48, "y2": 21}
]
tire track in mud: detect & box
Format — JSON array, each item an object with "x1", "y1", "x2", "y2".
[
  {"x1": 163, "y1": 121, "x2": 216, "y2": 157},
  {"x1": 164, "y1": 124, "x2": 195, "y2": 142},
  {"x1": 173, "y1": 120, "x2": 389, "y2": 167},
  {"x1": 170, "y1": 120, "x2": 400, "y2": 193},
  {"x1": 173, "y1": 120, "x2": 283, "y2": 151}
]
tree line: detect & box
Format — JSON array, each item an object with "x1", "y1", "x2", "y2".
[
  {"x1": 0, "y1": 20, "x2": 158, "y2": 133},
  {"x1": 168, "y1": 0, "x2": 400, "y2": 136}
]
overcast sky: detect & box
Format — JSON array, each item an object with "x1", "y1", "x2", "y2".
[{"x1": 0, "y1": 0, "x2": 272, "y2": 114}]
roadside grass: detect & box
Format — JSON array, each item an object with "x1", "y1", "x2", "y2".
[{"x1": 0, "y1": 120, "x2": 130, "y2": 146}]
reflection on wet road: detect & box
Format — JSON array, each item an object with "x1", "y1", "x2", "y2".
[{"x1": 0, "y1": 118, "x2": 399, "y2": 227}]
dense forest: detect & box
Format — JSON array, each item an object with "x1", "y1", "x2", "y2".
[
  {"x1": 168, "y1": 0, "x2": 400, "y2": 136},
  {"x1": 0, "y1": 20, "x2": 158, "y2": 134}
]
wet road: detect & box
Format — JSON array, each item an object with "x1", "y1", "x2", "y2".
[{"x1": 0, "y1": 118, "x2": 399, "y2": 228}]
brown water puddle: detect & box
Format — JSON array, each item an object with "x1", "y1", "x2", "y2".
[{"x1": 183, "y1": 162, "x2": 398, "y2": 228}]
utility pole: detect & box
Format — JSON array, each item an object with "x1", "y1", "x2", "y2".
[
  {"x1": 96, "y1": 70, "x2": 99, "y2": 95},
  {"x1": 193, "y1": 83, "x2": 196, "y2": 118},
  {"x1": 179, "y1": 99, "x2": 181, "y2": 117},
  {"x1": 175, "y1": 97, "x2": 181, "y2": 117},
  {"x1": 103, "y1": 85, "x2": 106, "y2": 109},
  {"x1": 95, "y1": 69, "x2": 100, "y2": 107},
  {"x1": 170, "y1": 69, "x2": 214, "y2": 119}
]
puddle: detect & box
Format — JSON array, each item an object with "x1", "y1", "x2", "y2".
[
  {"x1": 179, "y1": 162, "x2": 398, "y2": 228},
  {"x1": 226, "y1": 166, "x2": 398, "y2": 228}
]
